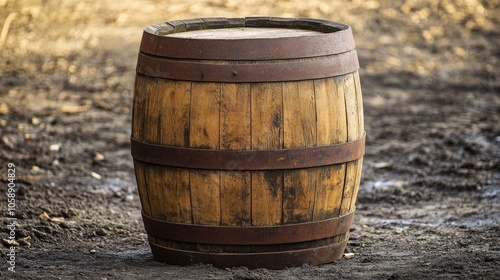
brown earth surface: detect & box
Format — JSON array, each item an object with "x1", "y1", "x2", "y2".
[{"x1": 0, "y1": 0, "x2": 499, "y2": 279}]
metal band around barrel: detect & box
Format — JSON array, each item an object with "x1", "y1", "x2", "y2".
[
  {"x1": 148, "y1": 240, "x2": 348, "y2": 269},
  {"x1": 142, "y1": 210, "x2": 354, "y2": 245},
  {"x1": 136, "y1": 50, "x2": 359, "y2": 82},
  {"x1": 131, "y1": 134, "x2": 365, "y2": 171}
]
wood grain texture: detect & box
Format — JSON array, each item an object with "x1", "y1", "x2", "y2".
[
  {"x1": 133, "y1": 74, "x2": 364, "y2": 226},
  {"x1": 338, "y1": 72, "x2": 364, "y2": 243},
  {"x1": 250, "y1": 82, "x2": 283, "y2": 226},
  {"x1": 282, "y1": 81, "x2": 317, "y2": 224},
  {"x1": 132, "y1": 77, "x2": 193, "y2": 224},
  {"x1": 350, "y1": 71, "x2": 365, "y2": 211},
  {"x1": 131, "y1": 75, "x2": 148, "y2": 140},
  {"x1": 189, "y1": 82, "x2": 221, "y2": 225},
  {"x1": 313, "y1": 78, "x2": 348, "y2": 221},
  {"x1": 167, "y1": 27, "x2": 322, "y2": 39},
  {"x1": 160, "y1": 168, "x2": 191, "y2": 223},
  {"x1": 158, "y1": 80, "x2": 191, "y2": 147},
  {"x1": 220, "y1": 83, "x2": 251, "y2": 226},
  {"x1": 340, "y1": 73, "x2": 359, "y2": 216},
  {"x1": 133, "y1": 159, "x2": 151, "y2": 216}
]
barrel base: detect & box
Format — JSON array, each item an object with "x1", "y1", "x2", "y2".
[{"x1": 149, "y1": 239, "x2": 348, "y2": 269}]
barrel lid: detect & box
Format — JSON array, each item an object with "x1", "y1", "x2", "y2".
[
  {"x1": 137, "y1": 17, "x2": 359, "y2": 82},
  {"x1": 140, "y1": 17, "x2": 356, "y2": 60}
]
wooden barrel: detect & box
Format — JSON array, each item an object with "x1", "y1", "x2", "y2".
[{"x1": 131, "y1": 17, "x2": 365, "y2": 269}]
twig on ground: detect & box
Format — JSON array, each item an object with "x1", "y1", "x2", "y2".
[{"x1": 0, "y1": 12, "x2": 18, "y2": 49}]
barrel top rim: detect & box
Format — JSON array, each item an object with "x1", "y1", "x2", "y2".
[
  {"x1": 145, "y1": 17, "x2": 352, "y2": 38},
  {"x1": 139, "y1": 17, "x2": 357, "y2": 65},
  {"x1": 165, "y1": 27, "x2": 324, "y2": 40}
]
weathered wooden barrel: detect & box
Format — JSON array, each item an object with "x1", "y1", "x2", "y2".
[{"x1": 131, "y1": 17, "x2": 365, "y2": 269}]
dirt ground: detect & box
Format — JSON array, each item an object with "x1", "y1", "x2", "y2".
[{"x1": 0, "y1": 0, "x2": 499, "y2": 279}]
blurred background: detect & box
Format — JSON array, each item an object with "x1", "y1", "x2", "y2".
[{"x1": 0, "y1": 0, "x2": 497, "y2": 95}]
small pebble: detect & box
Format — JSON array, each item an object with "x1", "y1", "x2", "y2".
[
  {"x1": 49, "y1": 144, "x2": 61, "y2": 152},
  {"x1": 59, "y1": 222, "x2": 70, "y2": 229},
  {"x1": 91, "y1": 172, "x2": 102, "y2": 180},
  {"x1": 96, "y1": 228, "x2": 108, "y2": 236},
  {"x1": 24, "y1": 133, "x2": 36, "y2": 140},
  {"x1": 343, "y1": 252, "x2": 355, "y2": 259},
  {"x1": 31, "y1": 117, "x2": 41, "y2": 125},
  {"x1": 0, "y1": 103, "x2": 9, "y2": 114},
  {"x1": 39, "y1": 212, "x2": 51, "y2": 221},
  {"x1": 94, "y1": 152, "x2": 105, "y2": 161}
]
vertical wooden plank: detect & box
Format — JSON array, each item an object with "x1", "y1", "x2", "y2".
[
  {"x1": 156, "y1": 80, "x2": 192, "y2": 223},
  {"x1": 282, "y1": 81, "x2": 317, "y2": 224},
  {"x1": 220, "y1": 83, "x2": 252, "y2": 226},
  {"x1": 315, "y1": 78, "x2": 348, "y2": 145},
  {"x1": 189, "y1": 82, "x2": 221, "y2": 225},
  {"x1": 161, "y1": 167, "x2": 192, "y2": 223},
  {"x1": 142, "y1": 77, "x2": 163, "y2": 144},
  {"x1": 144, "y1": 165, "x2": 169, "y2": 219},
  {"x1": 133, "y1": 75, "x2": 159, "y2": 245},
  {"x1": 251, "y1": 82, "x2": 283, "y2": 226},
  {"x1": 343, "y1": 74, "x2": 358, "y2": 141},
  {"x1": 283, "y1": 81, "x2": 316, "y2": 148},
  {"x1": 189, "y1": 170, "x2": 220, "y2": 225},
  {"x1": 353, "y1": 71, "x2": 364, "y2": 135},
  {"x1": 220, "y1": 83, "x2": 251, "y2": 151},
  {"x1": 138, "y1": 77, "x2": 166, "y2": 220},
  {"x1": 350, "y1": 71, "x2": 365, "y2": 211},
  {"x1": 132, "y1": 75, "x2": 151, "y2": 217},
  {"x1": 158, "y1": 80, "x2": 192, "y2": 147},
  {"x1": 251, "y1": 83, "x2": 284, "y2": 149},
  {"x1": 133, "y1": 160, "x2": 151, "y2": 215},
  {"x1": 132, "y1": 75, "x2": 147, "y2": 141},
  {"x1": 313, "y1": 78, "x2": 348, "y2": 221},
  {"x1": 189, "y1": 82, "x2": 221, "y2": 148},
  {"x1": 140, "y1": 79, "x2": 193, "y2": 223},
  {"x1": 340, "y1": 73, "x2": 360, "y2": 215}
]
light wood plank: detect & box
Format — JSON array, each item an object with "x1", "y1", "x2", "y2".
[
  {"x1": 313, "y1": 78, "x2": 348, "y2": 220},
  {"x1": 340, "y1": 73, "x2": 360, "y2": 215},
  {"x1": 133, "y1": 159, "x2": 151, "y2": 216},
  {"x1": 161, "y1": 168, "x2": 192, "y2": 223},
  {"x1": 189, "y1": 82, "x2": 221, "y2": 149},
  {"x1": 282, "y1": 81, "x2": 317, "y2": 224},
  {"x1": 220, "y1": 83, "x2": 251, "y2": 226},
  {"x1": 142, "y1": 77, "x2": 164, "y2": 144},
  {"x1": 157, "y1": 81, "x2": 192, "y2": 223},
  {"x1": 251, "y1": 82, "x2": 283, "y2": 226},
  {"x1": 131, "y1": 75, "x2": 148, "y2": 140},
  {"x1": 354, "y1": 71, "x2": 364, "y2": 136},
  {"x1": 158, "y1": 80, "x2": 192, "y2": 146},
  {"x1": 350, "y1": 71, "x2": 365, "y2": 211},
  {"x1": 167, "y1": 27, "x2": 322, "y2": 39},
  {"x1": 189, "y1": 82, "x2": 221, "y2": 225},
  {"x1": 138, "y1": 79, "x2": 194, "y2": 223}
]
